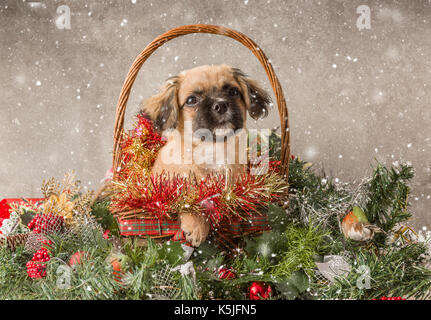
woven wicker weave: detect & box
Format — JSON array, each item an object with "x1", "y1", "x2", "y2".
[{"x1": 112, "y1": 24, "x2": 290, "y2": 176}]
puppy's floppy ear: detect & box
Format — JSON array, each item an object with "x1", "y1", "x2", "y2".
[
  {"x1": 233, "y1": 68, "x2": 271, "y2": 120},
  {"x1": 141, "y1": 76, "x2": 180, "y2": 132}
]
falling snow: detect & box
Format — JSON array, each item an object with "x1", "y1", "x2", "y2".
[{"x1": 0, "y1": 0, "x2": 430, "y2": 230}]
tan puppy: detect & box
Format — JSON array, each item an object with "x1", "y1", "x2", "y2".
[{"x1": 141, "y1": 64, "x2": 270, "y2": 247}]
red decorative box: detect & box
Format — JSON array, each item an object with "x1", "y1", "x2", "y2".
[{"x1": 0, "y1": 198, "x2": 44, "y2": 224}]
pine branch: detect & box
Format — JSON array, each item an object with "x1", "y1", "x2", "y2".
[
  {"x1": 365, "y1": 163, "x2": 414, "y2": 234},
  {"x1": 312, "y1": 243, "x2": 431, "y2": 300}
]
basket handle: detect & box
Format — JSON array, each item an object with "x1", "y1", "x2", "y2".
[{"x1": 113, "y1": 24, "x2": 290, "y2": 179}]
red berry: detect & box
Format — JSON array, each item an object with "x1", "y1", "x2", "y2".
[{"x1": 26, "y1": 245, "x2": 51, "y2": 279}]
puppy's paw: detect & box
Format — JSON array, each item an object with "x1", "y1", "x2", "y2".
[{"x1": 179, "y1": 213, "x2": 210, "y2": 247}]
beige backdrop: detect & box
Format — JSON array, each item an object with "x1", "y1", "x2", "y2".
[{"x1": 1, "y1": 0, "x2": 430, "y2": 229}]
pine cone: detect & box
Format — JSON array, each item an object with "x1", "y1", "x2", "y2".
[{"x1": 1, "y1": 233, "x2": 30, "y2": 251}]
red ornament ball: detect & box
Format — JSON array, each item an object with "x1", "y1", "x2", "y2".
[
  {"x1": 111, "y1": 258, "x2": 125, "y2": 283},
  {"x1": 68, "y1": 251, "x2": 89, "y2": 266},
  {"x1": 249, "y1": 282, "x2": 272, "y2": 300},
  {"x1": 218, "y1": 267, "x2": 236, "y2": 280}
]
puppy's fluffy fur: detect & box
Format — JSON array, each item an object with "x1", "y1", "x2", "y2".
[{"x1": 141, "y1": 64, "x2": 270, "y2": 246}]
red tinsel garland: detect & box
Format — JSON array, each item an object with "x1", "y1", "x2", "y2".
[{"x1": 110, "y1": 114, "x2": 288, "y2": 228}]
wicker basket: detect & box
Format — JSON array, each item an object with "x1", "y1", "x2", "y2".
[{"x1": 111, "y1": 24, "x2": 291, "y2": 242}]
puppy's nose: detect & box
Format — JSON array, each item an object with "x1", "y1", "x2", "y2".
[{"x1": 212, "y1": 101, "x2": 228, "y2": 114}]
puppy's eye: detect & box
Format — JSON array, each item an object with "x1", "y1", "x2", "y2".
[
  {"x1": 228, "y1": 87, "x2": 239, "y2": 97},
  {"x1": 185, "y1": 95, "x2": 198, "y2": 105}
]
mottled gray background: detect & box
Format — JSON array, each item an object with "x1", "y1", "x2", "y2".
[{"x1": 1, "y1": 0, "x2": 430, "y2": 229}]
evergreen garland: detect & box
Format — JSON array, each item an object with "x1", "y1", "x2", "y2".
[{"x1": 0, "y1": 133, "x2": 430, "y2": 299}]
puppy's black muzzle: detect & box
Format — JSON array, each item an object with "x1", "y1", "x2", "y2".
[
  {"x1": 193, "y1": 96, "x2": 244, "y2": 135},
  {"x1": 211, "y1": 101, "x2": 228, "y2": 115}
]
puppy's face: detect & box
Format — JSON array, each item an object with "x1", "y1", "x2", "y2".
[
  {"x1": 178, "y1": 65, "x2": 247, "y2": 136},
  {"x1": 142, "y1": 64, "x2": 270, "y2": 137}
]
